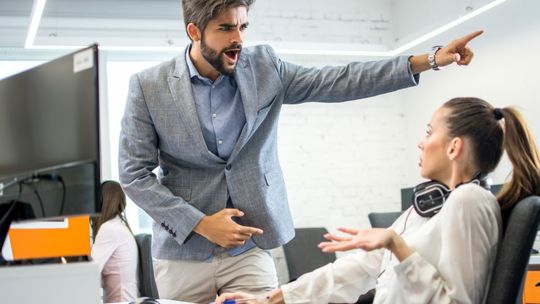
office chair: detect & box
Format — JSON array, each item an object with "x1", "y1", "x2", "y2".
[
  {"x1": 282, "y1": 227, "x2": 337, "y2": 282},
  {"x1": 367, "y1": 211, "x2": 403, "y2": 229},
  {"x1": 485, "y1": 196, "x2": 540, "y2": 304},
  {"x1": 134, "y1": 233, "x2": 160, "y2": 299}
]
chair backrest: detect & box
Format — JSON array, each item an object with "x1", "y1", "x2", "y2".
[
  {"x1": 134, "y1": 233, "x2": 159, "y2": 298},
  {"x1": 282, "y1": 227, "x2": 336, "y2": 282},
  {"x1": 368, "y1": 212, "x2": 402, "y2": 228},
  {"x1": 485, "y1": 196, "x2": 540, "y2": 304}
]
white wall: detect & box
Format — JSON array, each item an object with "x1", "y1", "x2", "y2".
[{"x1": 400, "y1": 0, "x2": 540, "y2": 185}]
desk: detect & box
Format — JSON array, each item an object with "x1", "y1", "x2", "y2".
[
  {"x1": 0, "y1": 261, "x2": 101, "y2": 304},
  {"x1": 110, "y1": 301, "x2": 194, "y2": 304}
]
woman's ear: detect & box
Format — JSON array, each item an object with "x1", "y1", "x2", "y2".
[
  {"x1": 187, "y1": 23, "x2": 201, "y2": 41},
  {"x1": 447, "y1": 137, "x2": 463, "y2": 160}
]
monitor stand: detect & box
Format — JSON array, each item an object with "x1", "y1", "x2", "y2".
[{"x1": 0, "y1": 200, "x2": 35, "y2": 264}]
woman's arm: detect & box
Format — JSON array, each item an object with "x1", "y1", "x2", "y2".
[{"x1": 215, "y1": 248, "x2": 384, "y2": 304}]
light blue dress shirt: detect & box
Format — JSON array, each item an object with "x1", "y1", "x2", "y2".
[{"x1": 185, "y1": 48, "x2": 256, "y2": 259}]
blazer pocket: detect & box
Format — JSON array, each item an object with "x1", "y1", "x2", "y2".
[{"x1": 263, "y1": 171, "x2": 279, "y2": 187}]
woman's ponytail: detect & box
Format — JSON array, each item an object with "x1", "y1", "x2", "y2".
[{"x1": 497, "y1": 107, "x2": 540, "y2": 210}]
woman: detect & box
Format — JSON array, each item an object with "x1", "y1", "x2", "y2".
[
  {"x1": 91, "y1": 180, "x2": 138, "y2": 302},
  {"x1": 216, "y1": 97, "x2": 540, "y2": 304}
]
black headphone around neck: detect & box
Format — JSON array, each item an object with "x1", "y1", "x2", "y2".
[{"x1": 412, "y1": 174, "x2": 490, "y2": 217}]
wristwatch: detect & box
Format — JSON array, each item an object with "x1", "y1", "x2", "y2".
[{"x1": 428, "y1": 45, "x2": 443, "y2": 71}]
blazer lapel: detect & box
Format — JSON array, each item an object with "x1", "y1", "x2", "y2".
[
  {"x1": 229, "y1": 53, "x2": 257, "y2": 162},
  {"x1": 167, "y1": 54, "x2": 225, "y2": 163}
]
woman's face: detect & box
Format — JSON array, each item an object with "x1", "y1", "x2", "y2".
[{"x1": 417, "y1": 107, "x2": 453, "y2": 181}]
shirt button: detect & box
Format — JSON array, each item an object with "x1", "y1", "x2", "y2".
[
  {"x1": 226, "y1": 164, "x2": 232, "y2": 170},
  {"x1": 218, "y1": 140, "x2": 223, "y2": 145},
  {"x1": 212, "y1": 85, "x2": 216, "y2": 89},
  {"x1": 212, "y1": 113, "x2": 217, "y2": 119}
]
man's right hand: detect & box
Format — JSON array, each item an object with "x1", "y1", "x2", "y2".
[{"x1": 193, "y1": 208, "x2": 263, "y2": 248}]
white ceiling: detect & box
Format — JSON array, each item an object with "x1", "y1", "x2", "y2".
[{"x1": 0, "y1": 0, "x2": 504, "y2": 59}]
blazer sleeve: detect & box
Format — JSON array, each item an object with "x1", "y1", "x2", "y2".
[
  {"x1": 281, "y1": 249, "x2": 384, "y2": 304},
  {"x1": 118, "y1": 74, "x2": 205, "y2": 245},
  {"x1": 392, "y1": 185, "x2": 501, "y2": 303},
  {"x1": 263, "y1": 46, "x2": 419, "y2": 105}
]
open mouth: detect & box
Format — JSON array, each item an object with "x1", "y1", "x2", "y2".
[{"x1": 224, "y1": 49, "x2": 240, "y2": 63}]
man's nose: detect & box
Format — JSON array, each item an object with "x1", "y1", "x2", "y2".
[{"x1": 230, "y1": 28, "x2": 243, "y2": 45}]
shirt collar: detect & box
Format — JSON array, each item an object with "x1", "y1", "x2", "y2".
[{"x1": 185, "y1": 45, "x2": 203, "y2": 80}]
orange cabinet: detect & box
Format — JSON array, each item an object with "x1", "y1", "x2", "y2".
[{"x1": 524, "y1": 264, "x2": 540, "y2": 304}]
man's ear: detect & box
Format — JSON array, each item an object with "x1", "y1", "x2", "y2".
[
  {"x1": 447, "y1": 137, "x2": 463, "y2": 160},
  {"x1": 187, "y1": 23, "x2": 201, "y2": 41}
]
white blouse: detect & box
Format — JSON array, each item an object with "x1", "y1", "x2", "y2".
[
  {"x1": 91, "y1": 216, "x2": 139, "y2": 303},
  {"x1": 281, "y1": 184, "x2": 502, "y2": 304}
]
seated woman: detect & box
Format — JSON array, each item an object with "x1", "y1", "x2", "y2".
[
  {"x1": 216, "y1": 97, "x2": 540, "y2": 304},
  {"x1": 91, "y1": 180, "x2": 138, "y2": 303}
]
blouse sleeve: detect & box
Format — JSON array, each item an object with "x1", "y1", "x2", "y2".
[
  {"x1": 393, "y1": 184, "x2": 501, "y2": 303},
  {"x1": 281, "y1": 248, "x2": 384, "y2": 304},
  {"x1": 91, "y1": 222, "x2": 120, "y2": 273}
]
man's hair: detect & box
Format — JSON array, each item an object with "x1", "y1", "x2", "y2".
[{"x1": 182, "y1": 0, "x2": 255, "y2": 39}]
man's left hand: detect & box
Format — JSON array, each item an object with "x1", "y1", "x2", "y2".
[{"x1": 436, "y1": 30, "x2": 484, "y2": 67}]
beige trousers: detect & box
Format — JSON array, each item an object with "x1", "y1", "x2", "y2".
[{"x1": 153, "y1": 247, "x2": 278, "y2": 303}]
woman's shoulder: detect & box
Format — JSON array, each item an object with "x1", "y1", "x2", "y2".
[
  {"x1": 444, "y1": 183, "x2": 500, "y2": 216},
  {"x1": 96, "y1": 217, "x2": 133, "y2": 239}
]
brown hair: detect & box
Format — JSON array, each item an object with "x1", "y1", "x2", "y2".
[
  {"x1": 182, "y1": 0, "x2": 255, "y2": 39},
  {"x1": 92, "y1": 180, "x2": 132, "y2": 240},
  {"x1": 443, "y1": 97, "x2": 540, "y2": 210}
]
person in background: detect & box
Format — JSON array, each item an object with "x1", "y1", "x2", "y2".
[
  {"x1": 92, "y1": 180, "x2": 138, "y2": 303},
  {"x1": 216, "y1": 97, "x2": 540, "y2": 304}
]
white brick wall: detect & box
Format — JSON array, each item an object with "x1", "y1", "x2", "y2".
[
  {"x1": 277, "y1": 96, "x2": 407, "y2": 232},
  {"x1": 249, "y1": 0, "x2": 393, "y2": 46}
]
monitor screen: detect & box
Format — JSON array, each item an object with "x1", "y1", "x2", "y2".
[{"x1": 0, "y1": 45, "x2": 101, "y2": 220}]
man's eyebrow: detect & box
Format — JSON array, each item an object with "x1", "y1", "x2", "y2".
[
  {"x1": 218, "y1": 23, "x2": 237, "y2": 27},
  {"x1": 218, "y1": 22, "x2": 249, "y2": 27}
]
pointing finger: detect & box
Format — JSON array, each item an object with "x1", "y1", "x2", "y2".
[
  {"x1": 238, "y1": 225, "x2": 264, "y2": 235},
  {"x1": 456, "y1": 30, "x2": 484, "y2": 45}
]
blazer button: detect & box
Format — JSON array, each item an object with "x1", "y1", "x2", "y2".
[{"x1": 226, "y1": 164, "x2": 232, "y2": 170}]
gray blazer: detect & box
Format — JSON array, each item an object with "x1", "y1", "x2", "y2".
[{"x1": 119, "y1": 45, "x2": 418, "y2": 260}]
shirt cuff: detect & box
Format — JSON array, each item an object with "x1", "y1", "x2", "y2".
[
  {"x1": 406, "y1": 55, "x2": 421, "y2": 85},
  {"x1": 393, "y1": 251, "x2": 436, "y2": 289}
]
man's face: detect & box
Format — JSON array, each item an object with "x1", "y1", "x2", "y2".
[{"x1": 199, "y1": 6, "x2": 249, "y2": 75}]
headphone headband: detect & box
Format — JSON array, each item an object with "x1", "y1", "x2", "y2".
[{"x1": 412, "y1": 174, "x2": 490, "y2": 218}]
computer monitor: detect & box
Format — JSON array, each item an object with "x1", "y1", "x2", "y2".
[{"x1": 0, "y1": 45, "x2": 101, "y2": 255}]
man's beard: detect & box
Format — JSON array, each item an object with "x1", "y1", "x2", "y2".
[{"x1": 200, "y1": 37, "x2": 242, "y2": 76}]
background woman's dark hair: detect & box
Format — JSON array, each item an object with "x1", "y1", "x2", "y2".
[
  {"x1": 182, "y1": 0, "x2": 255, "y2": 39},
  {"x1": 92, "y1": 180, "x2": 132, "y2": 241},
  {"x1": 443, "y1": 97, "x2": 540, "y2": 210}
]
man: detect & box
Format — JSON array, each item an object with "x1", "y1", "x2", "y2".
[{"x1": 119, "y1": 0, "x2": 482, "y2": 302}]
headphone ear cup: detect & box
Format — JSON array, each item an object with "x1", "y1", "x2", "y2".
[{"x1": 412, "y1": 181, "x2": 451, "y2": 217}]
